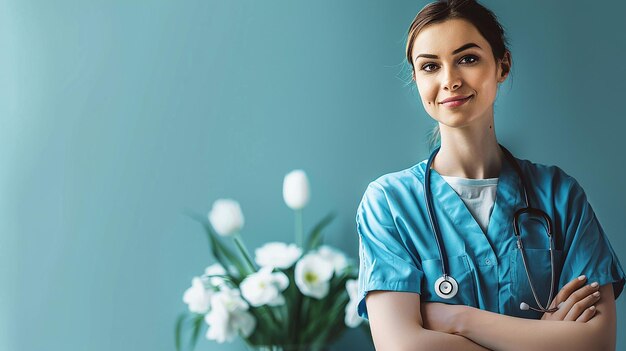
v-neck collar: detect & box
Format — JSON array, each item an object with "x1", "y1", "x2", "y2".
[{"x1": 418, "y1": 153, "x2": 524, "y2": 244}]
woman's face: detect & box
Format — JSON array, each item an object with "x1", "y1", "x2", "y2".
[{"x1": 410, "y1": 18, "x2": 509, "y2": 129}]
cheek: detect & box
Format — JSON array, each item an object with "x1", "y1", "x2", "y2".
[
  {"x1": 477, "y1": 79, "x2": 498, "y2": 104},
  {"x1": 415, "y1": 80, "x2": 437, "y2": 106},
  {"x1": 472, "y1": 67, "x2": 499, "y2": 100}
]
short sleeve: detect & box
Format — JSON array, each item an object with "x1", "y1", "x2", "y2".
[
  {"x1": 558, "y1": 178, "x2": 626, "y2": 300},
  {"x1": 356, "y1": 181, "x2": 424, "y2": 321}
]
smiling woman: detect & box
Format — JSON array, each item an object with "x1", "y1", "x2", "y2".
[
  {"x1": 409, "y1": 19, "x2": 509, "y2": 148},
  {"x1": 407, "y1": 0, "x2": 511, "y2": 152},
  {"x1": 355, "y1": 0, "x2": 626, "y2": 351}
]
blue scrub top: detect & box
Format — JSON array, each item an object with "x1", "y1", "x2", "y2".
[{"x1": 356, "y1": 155, "x2": 626, "y2": 321}]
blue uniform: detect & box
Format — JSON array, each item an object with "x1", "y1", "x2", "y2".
[{"x1": 356, "y1": 155, "x2": 626, "y2": 320}]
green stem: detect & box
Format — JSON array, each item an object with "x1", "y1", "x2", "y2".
[
  {"x1": 298, "y1": 296, "x2": 311, "y2": 343},
  {"x1": 290, "y1": 283, "x2": 303, "y2": 345},
  {"x1": 233, "y1": 233, "x2": 256, "y2": 274},
  {"x1": 295, "y1": 209, "x2": 303, "y2": 247}
]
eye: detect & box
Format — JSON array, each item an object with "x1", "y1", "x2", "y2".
[
  {"x1": 460, "y1": 55, "x2": 479, "y2": 65},
  {"x1": 420, "y1": 55, "x2": 480, "y2": 73},
  {"x1": 421, "y1": 63, "x2": 438, "y2": 72}
]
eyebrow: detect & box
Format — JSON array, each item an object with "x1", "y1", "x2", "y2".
[{"x1": 413, "y1": 43, "x2": 482, "y2": 62}]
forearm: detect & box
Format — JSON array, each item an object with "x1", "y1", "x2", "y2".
[
  {"x1": 455, "y1": 307, "x2": 611, "y2": 351},
  {"x1": 408, "y1": 327, "x2": 492, "y2": 351}
]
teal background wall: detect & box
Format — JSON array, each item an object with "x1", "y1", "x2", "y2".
[{"x1": 1, "y1": 1, "x2": 625, "y2": 350}]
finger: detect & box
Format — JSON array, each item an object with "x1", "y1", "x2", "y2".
[
  {"x1": 568, "y1": 281, "x2": 600, "y2": 302},
  {"x1": 550, "y1": 275, "x2": 588, "y2": 318},
  {"x1": 564, "y1": 290, "x2": 601, "y2": 321},
  {"x1": 553, "y1": 280, "x2": 598, "y2": 320},
  {"x1": 575, "y1": 305, "x2": 597, "y2": 323},
  {"x1": 561, "y1": 281, "x2": 601, "y2": 319},
  {"x1": 553, "y1": 275, "x2": 587, "y2": 306}
]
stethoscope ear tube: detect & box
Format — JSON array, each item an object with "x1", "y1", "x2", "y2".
[{"x1": 513, "y1": 208, "x2": 553, "y2": 238}]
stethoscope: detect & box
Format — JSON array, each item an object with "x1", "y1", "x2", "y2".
[{"x1": 424, "y1": 143, "x2": 559, "y2": 313}]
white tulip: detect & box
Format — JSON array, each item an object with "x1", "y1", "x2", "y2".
[
  {"x1": 255, "y1": 242, "x2": 303, "y2": 269},
  {"x1": 182, "y1": 277, "x2": 212, "y2": 314},
  {"x1": 282, "y1": 170, "x2": 310, "y2": 210},
  {"x1": 344, "y1": 279, "x2": 363, "y2": 327},
  {"x1": 204, "y1": 263, "x2": 228, "y2": 287},
  {"x1": 240, "y1": 266, "x2": 290, "y2": 307},
  {"x1": 316, "y1": 245, "x2": 349, "y2": 274},
  {"x1": 294, "y1": 253, "x2": 334, "y2": 299},
  {"x1": 208, "y1": 199, "x2": 244, "y2": 237},
  {"x1": 204, "y1": 286, "x2": 256, "y2": 343}
]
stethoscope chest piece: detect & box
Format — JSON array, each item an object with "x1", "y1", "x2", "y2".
[{"x1": 434, "y1": 275, "x2": 458, "y2": 299}]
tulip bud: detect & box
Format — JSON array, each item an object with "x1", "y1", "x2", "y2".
[
  {"x1": 208, "y1": 199, "x2": 244, "y2": 237},
  {"x1": 282, "y1": 170, "x2": 310, "y2": 210}
]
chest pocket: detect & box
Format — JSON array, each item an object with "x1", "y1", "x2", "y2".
[
  {"x1": 510, "y1": 248, "x2": 564, "y2": 319},
  {"x1": 420, "y1": 254, "x2": 478, "y2": 307}
]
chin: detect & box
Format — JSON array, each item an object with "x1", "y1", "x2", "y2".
[{"x1": 435, "y1": 114, "x2": 480, "y2": 129}]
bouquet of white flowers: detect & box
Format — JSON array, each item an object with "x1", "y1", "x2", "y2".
[{"x1": 175, "y1": 170, "x2": 370, "y2": 351}]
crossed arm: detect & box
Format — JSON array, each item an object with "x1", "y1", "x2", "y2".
[{"x1": 365, "y1": 283, "x2": 616, "y2": 351}]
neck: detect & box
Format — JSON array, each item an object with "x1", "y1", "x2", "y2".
[{"x1": 430, "y1": 119, "x2": 503, "y2": 179}]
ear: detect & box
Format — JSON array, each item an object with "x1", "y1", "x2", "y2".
[{"x1": 498, "y1": 51, "x2": 512, "y2": 83}]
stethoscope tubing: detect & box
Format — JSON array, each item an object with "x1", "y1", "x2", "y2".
[
  {"x1": 424, "y1": 146, "x2": 450, "y2": 282},
  {"x1": 424, "y1": 143, "x2": 558, "y2": 313}
]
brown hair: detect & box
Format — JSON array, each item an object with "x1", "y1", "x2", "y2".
[{"x1": 405, "y1": 0, "x2": 512, "y2": 150}]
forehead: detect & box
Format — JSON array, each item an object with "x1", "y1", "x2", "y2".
[{"x1": 411, "y1": 18, "x2": 488, "y2": 59}]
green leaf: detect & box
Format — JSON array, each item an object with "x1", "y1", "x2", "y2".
[
  {"x1": 174, "y1": 312, "x2": 187, "y2": 351},
  {"x1": 304, "y1": 211, "x2": 336, "y2": 251},
  {"x1": 315, "y1": 293, "x2": 350, "y2": 344},
  {"x1": 183, "y1": 210, "x2": 248, "y2": 278},
  {"x1": 286, "y1": 269, "x2": 303, "y2": 345},
  {"x1": 233, "y1": 235, "x2": 257, "y2": 275},
  {"x1": 330, "y1": 270, "x2": 350, "y2": 291},
  {"x1": 174, "y1": 312, "x2": 206, "y2": 351},
  {"x1": 300, "y1": 292, "x2": 350, "y2": 343},
  {"x1": 190, "y1": 313, "x2": 204, "y2": 350},
  {"x1": 247, "y1": 306, "x2": 282, "y2": 343},
  {"x1": 298, "y1": 295, "x2": 315, "y2": 342}
]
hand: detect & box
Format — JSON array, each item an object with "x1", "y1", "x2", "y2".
[
  {"x1": 420, "y1": 301, "x2": 466, "y2": 334},
  {"x1": 541, "y1": 275, "x2": 601, "y2": 322}
]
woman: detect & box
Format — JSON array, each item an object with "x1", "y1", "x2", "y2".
[{"x1": 356, "y1": 1, "x2": 626, "y2": 350}]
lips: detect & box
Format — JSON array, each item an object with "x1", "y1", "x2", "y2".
[{"x1": 439, "y1": 94, "x2": 473, "y2": 104}]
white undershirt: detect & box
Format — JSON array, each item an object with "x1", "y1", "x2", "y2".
[{"x1": 440, "y1": 175, "x2": 499, "y2": 235}]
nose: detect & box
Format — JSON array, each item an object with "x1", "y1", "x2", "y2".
[{"x1": 442, "y1": 66, "x2": 462, "y2": 91}]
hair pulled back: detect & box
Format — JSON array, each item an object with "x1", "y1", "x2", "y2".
[{"x1": 405, "y1": 0, "x2": 511, "y2": 150}]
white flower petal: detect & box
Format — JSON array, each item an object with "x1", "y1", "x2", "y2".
[
  {"x1": 255, "y1": 242, "x2": 302, "y2": 269},
  {"x1": 204, "y1": 263, "x2": 228, "y2": 286},
  {"x1": 301, "y1": 281, "x2": 330, "y2": 299},
  {"x1": 182, "y1": 277, "x2": 212, "y2": 314},
  {"x1": 344, "y1": 299, "x2": 363, "y2": 328},
  {"x1": 205, "y1": 302, "x2": 231, "y2": 343},
  {"x1": 240, "y1": 267, "x2": 288, "y2": 307},
  {"x1": 272, "y1": 271, "x2": 290, "y2": 291},
  {"x1": 294, "y1": 253, "x2": 334, "y2": 299},
  {"x1": 232, "y1": 310, "x2": 256, "y2": 338},
  {"x1": 346, "y1": 279, "x2": 358, "y2": 299},
  {"x1": 317, "y1": 245, "x2": 349, "y2": 274},
  {"x1": 267, "y1": 293, "x2": 286, "y2": 306},
  {"x1": 208, "y1": 199, "x2": 244, "y2": 237},
  {"x1": 205, "y1": 287, "x2": 253, "y2": 343}
]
